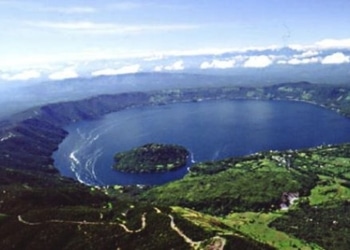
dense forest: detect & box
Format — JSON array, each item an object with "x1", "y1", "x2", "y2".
[{"x1": 113, "y1": 143, "x2": 189, "y2": 173}]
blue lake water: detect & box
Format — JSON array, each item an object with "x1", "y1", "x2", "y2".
[{"x1": 53, "y1": 100, "x2": 350, "y2": 186}]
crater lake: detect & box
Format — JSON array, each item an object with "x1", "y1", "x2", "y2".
[{"x1": 53, "y1": 100, "x2": 350, "y2": 186}]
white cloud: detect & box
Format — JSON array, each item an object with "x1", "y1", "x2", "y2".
[
  {"x1": 243, "y1": 55, "x2": 272, "y2": 68},
  {"x1": 109, "y1": 2, "x2": 145, "y2": 10},
  {"x1": 289, "y1": 38, "x2": 350, "y2": 51},
  {"x1": 164, "y1": 60, "x2": 184, "y2": 71},
  {"x1": 154, "y1": 65, "x2": 164, "y2": 72},
  {"x1": 200, "y1": 62, "x2": 212, "y2": 69},
  {"x1": 288, "y1": 57, "x2": 319, "y2": 65},
  {"x1": 161, "y1": 48, "x2": 237, "y2": 57},
  {"x1": 43, "y1": 6, "x2": 96, "y2": 14},
  {"x1": 29, "y1": 21, "x2": 112, "y2": 30},
  {"x1": 3, "y1": 37, "x2": 350, "y2": 74},
  {"x1": 276, "y1": 60, "x2": 287, "y2": 65},
  {"x1": 27, "y1": 21, "x2": 198, "y2": 35},
  {"x1": 316, "y1": 38, "x2": 350, "y2": 49},
  {"x1": 287, "y1": 58, "x2": 302, "y2": 65},
  {"x1": 91, "y1": 64, "x2": 140, "y2": 76},
  {"x1": 0, "y1": 70, "x2": 41, "y2": 81},
  {"x1": 91, "y1": 68, "x2": 118, "y2": 76},
  {"x1": 288, "y1": 44, "x2": 308, "y2": 51},
  {"x1": 144, "y1": 54, "x2": 164, "y2": 61},
  {"x1": 200, "y1": 59, "x2": 235, "y2": 69},
  {"x1": 321, "y1": 52, "x2": 350, "y2": 64},
  {"x1": 49, "y1": 68, "x2": 79, "y2": 80},
  {"x1": 154, "y1": 60, "x2": 190, "y2": 71},
  {"x1": 295, "y1": 50, "x2": 319, "y2": 58}
]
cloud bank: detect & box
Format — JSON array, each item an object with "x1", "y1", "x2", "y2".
[
  {"x1": 1, "y1": 38, "x2": 350, "y2": 82},
  {"x1": 321, "y1": 52, "x2": 350, "y2": 64},
  {"x1": 27, "y1": 21, "x2": 198, "y2": 35},
  {"x1": 155, "y1": 61, "x2": 185, "y2": 71},
  {"x1": 91, "y1": 64, "x2": 140, "y2": 76},
  {"x1": 200, "y1": 59, "x2": 235, "y2": 69},
  {"x1": 243, "y1": 55, "x2": 272, "y2": 68},
  {"x1": 315, "y1": 38, "x2": 350, "y2": 49},
  {"x1": 0, "y1": 70, "x2": 41, "y2": 81},
  {"x1": 49, "y1": 68, "x2": 79, "y2": 80}
]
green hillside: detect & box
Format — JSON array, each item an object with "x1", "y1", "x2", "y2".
[{"x1": 140, "y1": 143, "x2": 350, "y2": 249}]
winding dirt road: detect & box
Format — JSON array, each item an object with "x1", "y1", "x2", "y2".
[{"x1": 17, "y1": 207, "x2": 226, "y2": 249}]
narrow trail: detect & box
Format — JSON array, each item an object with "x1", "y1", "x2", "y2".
[
  {"x1": 118, "y1": 213, "x2": 146, "y2": 233},
  {"x1": 153, "y1": 207, "x2": 162, "y2": 213},
  {"x1": 18, "y1": 213, "x2": 146, "y2": 234},
  {"x1": 18, "y1": 207, "x2": 226, "y2": 249},
  {"x1": 168, "y1": 214, "x2": 201, "y2": 248}
]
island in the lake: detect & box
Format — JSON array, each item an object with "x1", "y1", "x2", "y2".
[{"x1": 113, "y1": 143, "x2": 189, "y2": 173}]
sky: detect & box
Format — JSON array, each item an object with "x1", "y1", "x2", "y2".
[{"x1": 0, "y1": 0, "x2": 350, "y2": 80}]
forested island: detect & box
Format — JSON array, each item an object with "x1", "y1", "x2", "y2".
[{"x1": 113, "y1": 143, "x2": 189, "y2": 173}]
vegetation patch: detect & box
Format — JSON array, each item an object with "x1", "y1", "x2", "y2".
[
  {"x1": 171, "y1": 206, "x2": 275, "y2": 250},
  {"x1": 309, "y1": 175, "x2": 350, "y2": 206},
  {"x1": 141, "y1": 151, "x2": 319, "y2": 215},
  {"x1": 113, "y1": 143, "x2": 189, "y2": 173},
  {"x1": 224, "y1": 211, "x2": 322, "y2": 249},
  {"x1": 270, "y1": 201, "x2": 350, "y2": 250}
]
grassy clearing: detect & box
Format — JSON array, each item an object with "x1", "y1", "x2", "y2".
[
  {"x1": 224, "y1": 211, "x2": 323, "y2": 250},
  {"x1": 309, "y1": 175, "x2": 350, "y2": 206},
  {"x1": 223, "y1": 212, "x2": 322, "y2": 250},
  {"x1": 172, "y1": 206, "x2": 232, "y2": 234},
  {"x1": 172, "y1": 206, "x2": 323, "y2": 250}
]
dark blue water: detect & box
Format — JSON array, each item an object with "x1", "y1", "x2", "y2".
[{"x1": 53, "y1": 100, "x2": 350, "y2": 186}]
